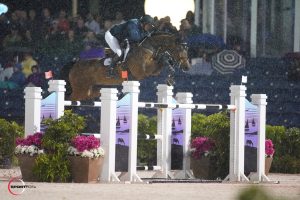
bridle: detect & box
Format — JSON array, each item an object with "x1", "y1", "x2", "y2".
[
  {"x1": 154, "y1": 42, "x2": 189, "y2": 70},
  {"x1": 137, "y1": 34, "x2": 189, "y2": 86}
]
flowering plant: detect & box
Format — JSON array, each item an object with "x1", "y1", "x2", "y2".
[
  {"x1": 15, "y1": 132, "x2": 44, "y2": 156},
  {"x1": 265, "y1": 139, "x2": 275, "y2": 157},
  {"x1": 190, "y1": 136, "x2": 215, "y2": 159},
  {"x1": 67, "y1": 135, "x2": 104, "y2": 158}
]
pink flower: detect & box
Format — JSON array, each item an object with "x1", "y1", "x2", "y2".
[
  {"x1": 16, "y1": 132, "x2": 43, "y2": 148},
  {"x1": 71, "y1": 135, "x2": 100, "y2": 152},
  {"x1": 265, "y1": 139, "x2": 275, "y2": 157},
  {"x1": 191, "y1": 136, "x2": 215, "y2": 159}
]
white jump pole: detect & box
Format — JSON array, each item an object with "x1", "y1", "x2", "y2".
[
  {"x1": 48, "y1": 80, "x2": 66, "y2": 119},
  {"x1": 120, "y1": 81, "x2": 142, "y2": 182},
  {"x1": 153, "y1": 84, "x2": 173, "y2": 179},
  {"x1": 174, "y1": 92, "x2": 194, "y2": 179},
  {"x1": 225, "y1": 85, "x2": 249, "y2": 182},
  {"x1": 250, "y1": 94, "x2": 270, "y2": 182},
  {"x1": 24, "y1": 87, "x2": 42, "y2": 136},
  {"x1": 100, "y1": 88, "x2": 120, "y2": 182}
]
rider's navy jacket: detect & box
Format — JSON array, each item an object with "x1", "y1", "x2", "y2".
[{"x1": 109, "y1": 19, "x2": 148, "y2": 43}]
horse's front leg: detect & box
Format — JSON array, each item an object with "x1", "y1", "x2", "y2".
[{"x1": 88, "y1": 85, "x2": 101, "y2": 100}]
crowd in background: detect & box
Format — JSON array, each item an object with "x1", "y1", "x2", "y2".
[{"x1": 0, "y1": 7, "x2": 207, "y2": 90}]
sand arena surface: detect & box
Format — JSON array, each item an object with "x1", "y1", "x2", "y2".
[{"x1": 0, "y1": 168, "x2": 299, "y2": 200}]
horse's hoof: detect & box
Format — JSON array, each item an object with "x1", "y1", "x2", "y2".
[{"x1": 166, "y1": 79, "x2": 175, "y2": 86}]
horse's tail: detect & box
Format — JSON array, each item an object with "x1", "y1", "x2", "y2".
[{"x1": 59, "y1": 61, "x2": 76, "y2": 97}]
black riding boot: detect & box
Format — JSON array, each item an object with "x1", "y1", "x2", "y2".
[{"x1": 107, "y1": 54, "x2": 120, "y2": 78}]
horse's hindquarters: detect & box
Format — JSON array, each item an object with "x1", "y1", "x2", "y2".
[{"x1": 68, "y1": 60, "x2": 123, "y2": 100}]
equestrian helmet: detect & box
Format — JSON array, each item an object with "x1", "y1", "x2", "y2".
[{"x1": 140, "y1": 15, "x2": 154, "y2": 25}]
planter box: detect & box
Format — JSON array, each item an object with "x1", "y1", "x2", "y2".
[
  {"x1": 17, "y1": 154, "x2": 38, "y2": 182},
  {"x1": 190, "y1": 157, "x2": 212, "y2": 179},
  {"x1": 265, "y1": 157, "x2": 273, "y2": 175},
  {"x1": 69, "y1": 156, "x2": 104, "y2": 183}
]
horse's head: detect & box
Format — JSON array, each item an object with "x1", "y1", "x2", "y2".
[
  {"x1": 172, "y1": 40, "x2": 191, "y2": 72},
  {"x1": 149, "y1": 33, "x2": 191, "y2": 72}
]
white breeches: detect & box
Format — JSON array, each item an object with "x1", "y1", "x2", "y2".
[{"x1": 105, "y1": 31, "x2": 122, "y2": 57}]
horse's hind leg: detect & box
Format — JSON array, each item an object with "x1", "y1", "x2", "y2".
[
  {"x1": 70, "y1": 85, "x2": 90, "y2": 101},
  {"x1": 89, "y1": 86, "x2": 101, "y2": 100}
]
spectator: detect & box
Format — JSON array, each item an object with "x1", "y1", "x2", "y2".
[
  {"x1": 179, "y1": 19, "x2": 201, "y2": 41},
  {"x1": 226, "y1": 35, "x2": 246, "y2": 56},
  {"x1": 157, "y1": 16, "x2": 177, "y2": 34},
  {"x1": 179, "y1": 19, "x2": 201, "y2": 58},
  {"x1": 21, "y1": 52, "x2": 37, "y2": 78},
  {"x1": 57, "y1": 9, "x2": 70, "y2": 34},
  {"x1": 65, "y1": 28, "x2": 83, "y2": 52},
  {"x1": 185, "y1": 10, "x2": 195, "y2": 25},
  {"x1": 0, "y1": 12, "x2": 10, "y2": 48},
  {"x1": 0, "y1": 55, "x2": 21, "y2": 81},
  {"x1": 2, "y1": 26, "x2": 22, "y2": 48},
  {"x1": 113, "y1": 11, "x2": 126, "y2": 25},
  {"x1": 1, "y1": 64, "x2": 26, "y2": 89},
  {"x1": 26, "y1": 9, "x2": 40, "y2": 41},
  {"x1": 45, "y1": 20, "x2": 65, "y2": 41},
  {"x1": 83, "y1": 31, "x2": 101, "y2": 50},
  {"x1": 85, "y1": 13, "x2": 101, "y2": 35},
  {"x1": 74, "y1": 17, "x2": 89, "y2": 39},
  {"x1": 41, "y1": 8, "x2": 53, "y2": 38},
  {"x1": 8, "y1": 11, "x2": 20, "y2": 30},
  {"x1": 103, "y1": 19, "x2": 113, "y2": 33},
  {"x1": 95, "y1": 14, "x2": 104, "y2": 30},
  {"x1": 67, "y1": 29, "x2": 76, "y2": 42},
  {"x1": 25, "y1": 65, "x2": 45, "y2": 87},
  {"x1": 18, "y1": 10, "x2": 28, "y2": 39}
]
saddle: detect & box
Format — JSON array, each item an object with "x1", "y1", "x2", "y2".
[{"x1": 103, "y1": 49, "x2": 125, "y2": 67}]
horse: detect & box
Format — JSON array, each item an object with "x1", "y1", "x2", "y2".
[
  {"x1": 246, "y1": 139, "x2": 253, "y2": 147},
  {"x1": 65, "y1": 33, "x2": 191, "y2": 101}
]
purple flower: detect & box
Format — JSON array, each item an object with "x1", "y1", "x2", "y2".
[
  {"x1": 191, "y1": 136, "x2": 215, "y2": 159},
  {"x1": 265, "y1": 139, "x2": 275, "y2": 157},
  {"x1": 71, "y1": 135, "x2": 100, "y2": 152}
]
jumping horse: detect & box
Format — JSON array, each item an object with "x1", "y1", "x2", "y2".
[{"x1": 65, "y1": 33, "x2": 191, "y2": 101}]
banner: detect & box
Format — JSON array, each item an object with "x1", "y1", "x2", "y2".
[
  {"x1": 171, "y1": 103, "x2": 184, "y2": 170},
  {"x1": 40, "y1": 92, "x2": 57, "y2": 132},
  {"x1": 115, "y1": 93, "x2": 131, "y2": 171},
  {"x1": 244, "y1": 99, "x2": 259, "y2": 175}
]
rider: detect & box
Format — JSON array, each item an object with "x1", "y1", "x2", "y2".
[{"x1": 104, "y1": 14, "x2": 155, "y2": 77}]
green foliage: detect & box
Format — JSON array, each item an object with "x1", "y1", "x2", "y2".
[
  {"x1": 191, "y1": 112, "x2": 230, "y2": 179},
  {"x1": 137, "y1": 112, "x2": 300, "y2": 175},
  {"x1": 266, "y1": 125, "x2": 286, "y2": 157},
  {"x1": 34, "y1": 110, "x2": 85, "y2": 182},
  {"x1": 33, "y1": 145, "x2": 71, "y2": 182},
  {"x1": 238, "y1": 186, "x2": 286, "y2": 200},
  {"x1": 284, "y1": 128, "x2": 300, "y2": 158},
  {"x1": 191, "y1": 113, "x2": 206, "y2": 137},
  {"x1": 272, "y1": 155, "x2": 300, "y2": 174},
  {"x1": 137, "y1": 114, "x2": 157, "y2": 165},
  {"x1": 266, "y1": 126, "x2": 300, "y2": 173},
  {"x1": 42, "y1": 110, "x2": 85, "y2": 152},
  {"x1": 0, "y1": 118, "x2": 24, "y2": 167}
]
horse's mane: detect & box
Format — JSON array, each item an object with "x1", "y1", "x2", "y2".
[
  {"x1": 150, "y1": 31, "x2": 182, "y2": 43},
  {"x1": 151, "y1": 31, "x2": 174, "y2": 37}
]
